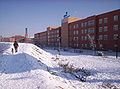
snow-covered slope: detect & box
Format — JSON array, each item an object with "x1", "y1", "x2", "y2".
[{"x1": 0, "y1": 42, "x2": 120, "y2": 89}]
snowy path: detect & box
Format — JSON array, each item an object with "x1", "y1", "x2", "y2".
[{"x1": 0, "y1": 42, "x2": 120, "y2": 89}]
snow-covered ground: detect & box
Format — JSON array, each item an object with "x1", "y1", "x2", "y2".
[{"x1": 0, "y1": 42, "x2": 120, "y2": 89}]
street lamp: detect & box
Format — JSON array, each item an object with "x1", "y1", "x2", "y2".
[
  {"x1": 115, "y1": 35, "x2": 119, "y2": 58},
  {"x1": 58, "y1": 36, "x2": 61, "y2": 55}
]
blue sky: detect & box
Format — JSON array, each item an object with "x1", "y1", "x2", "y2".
[{"x1": 0, "y1": 0, "x2": 120, "y2": 37}]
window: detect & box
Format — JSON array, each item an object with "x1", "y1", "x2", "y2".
[
  {"x1": 57, "y1": 39, "x2": 60, "y2": 41},
  {"x1": 84, "y1": 29, "x2": 87, "y2": 34},
  {"x1": 73, "y1": 25, "x2": 76, "y2": 29},
  {"x1": 74, "y1": 37, "x2": 78, "y2": 40},
  {"x1": 84, "y1": 22, "x2": 87, "y2": 27},
  {"x1": 99, "y1": 19, "x2": 102, "y2": 24},
  {"x1": 99, "y1": 35, "x2": 103, "y2": 40},
  {"x1": 99, "y1": 27, "x2": 103, "y2": 32},
  {"x1": 81, "y1": 44, "x2": 84, "y2": 47},
  {"x1": 76, "y1": 24, "x2": 79, "y2": 28},
  {"x1": 104, "y1": 18, "x2": 108, "y2": 23},
  {"x1": 104, "y1": 26, "x2": 108, "y2": 32},
  {"x1": 81, "y1": 30, "x2": 84, "y2": 34},
  {"x1": 88, "y1": 20, "x2": 95, "y2": 26},
  {"x1": 88, "y1": 28, "x2": 95, "y2": 33},
  {"x1": 81, "y1": 36, "x2": 83, "y2": 40},
  {"x1": 81, "y1": 23, "x2": 84, "y2": 27},
  {"x1": 113, "y1": 34, "x2": 119, "y2": 40},
  {"x1": 85, "y1": 44, "x2": 87, "y2": 47},
  {"x1": 113, "y1": 25, "x2": 119, "y2": 31},
  {"x1": 57, "y1": 30, "x2": 59, "y2": 33},
  {"x1": 91, "y1": 36, "x2": 95, "y2": 40},
  {"x1": 103, "y1": 35, "x2": 108, "y2": 40},
  {"x1": 114, "y1": 15, "x2": 119, "y2": 21},
  {"x1": 76, "y1": 30, "x2": 78, "y2": 34},
  {"x1": 76, "y1": 44, "x2": 79, "y2": 47},
  {"x1": 74, "y1": 31, "x2": 75, "y2": 35},
  {"x1": 84, "y1": 36, "x2": 87, "y2": 40},
  {"x1": 74, "y1": 30, "x2": 79, "y2": 35}
]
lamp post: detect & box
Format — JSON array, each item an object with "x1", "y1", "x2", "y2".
[
  {"x1": 58, "y1": 36, "x2": 61, "y2": 55},
  {"x1": 115, "y1": 35, "x2": 119, "y2": 58}
]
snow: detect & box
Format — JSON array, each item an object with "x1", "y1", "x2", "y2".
[{"x1": 0, "y1": 42, "x2": 120, "y2": 89}]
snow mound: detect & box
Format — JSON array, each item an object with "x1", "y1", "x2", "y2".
[
  {"x1": 0, "y1": 53, "x2": 47, "y2": 74},
  {"x1": 0, "y1": 43, "x2": 54, "y2": 74}
]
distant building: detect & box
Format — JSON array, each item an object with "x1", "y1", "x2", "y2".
[{"x1": 0, "y1": 35, "x2": 24, "y2": 42}]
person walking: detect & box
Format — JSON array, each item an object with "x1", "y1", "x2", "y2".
[{"x1": 13, "y1": 41, "x2": 19, "y2": 53}]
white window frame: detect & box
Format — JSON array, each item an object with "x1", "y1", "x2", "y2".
[
  {"x1": 104, "y1": 18, "x2": 108, "y2": 23},
  {"x1": 104, "y1": 26, "x2": 108, "y2": 32},
  {"x1": 99, "y1": 27, "x2": 103, "y2": 32},
  {"x1": 99, "y1": 19, "x2": 103, "y2": 24},
  {"x1": 104, "y1": 35, "x2": 108, "y2": 40},
  {"x1": 74, "y1": 37, "x2": 78, "y2": 40},
  {"x1": 99, "y1": 35, "x2": 103, "y2": 40},
  {"x1": 113, "y1": 25, "x2": 119, "y2": 31},
  {"x1": 114, "y1": 15, "x2": 119, "y2": 21},
  {"x1": 113, "y1": 34, "x2": 119, "y2": 40}
]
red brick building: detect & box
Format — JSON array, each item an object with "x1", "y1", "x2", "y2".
[
  {"x1": 96, "y1": 9, "x2": 120, "y2": 51},
  {"x1": 67, "y1": 9, "x2": 120, "y2": 51},
  {"x1": 68, "y1": 16, "x2": 96, "y2": 49},
  {"x1": 47, "y1": 27, "x2": 61, "y2": 47},
  {"x1": 34, "y1": 27, "x2": 61, "y2": 47},
  {"x1": 34, "y1": 9, "x2": 120, "y2": 51},
  {"x1": 34, "y1": 31, "x2": 47, "y2": 46}
]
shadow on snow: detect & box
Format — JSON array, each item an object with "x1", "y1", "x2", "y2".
[{"x1": 0, "y1": 53, "x2": 48, "y2": 74}]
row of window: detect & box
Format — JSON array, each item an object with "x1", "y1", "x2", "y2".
[
  {"x1": 69, "y1": 20, "x2": 95, "y2": 30},
  {"x1": 98, "y1": 15, "x2": 118, "y2": 24},
  {"x1": 73, "y1": 25, "x2": 119, "y2": 35},
  {"x1": 69, "y1": 15, "x2": 119, "y2": 30},
  {"x1": 73, "y1": 28, "x2": 95, "y2": 35},
  {"x1": 48, "y1": 38, "x2": 60, "y2": 42},
  {"x1": 99, "y1": 25, "x2": 119, "y2": 32},
  {"x1": 99, "y1": 18, "x2": 108, "y2": 24},
  {"x1": 99, "y1": 34, "x2": 119, "y2": 40},
  {"x1": 72, "y1": 43, "x2": 118, "y2": 48},
  {"x1": 48, "y1": 43, "x2": 59, "y2": 46},
  {"x1": 72, "y1": 34, "x2": 119, "y2": 41},
  {"x1": 73, "y1": 35, "x2": 95, "y2": 41},
  {"x1": 48, "y1": 34, "x2": 60, "y2": 38},
  {"x1": 72, "y1": 43, "x2": 93, "y2": 48},
  {"x1": 99, "y1": 35, "x2": 108, "y2": 40},
  {"x1": 48, "y1": 30, "x2": 60, "y2": 35},
  {"x1": 99, "y1": 26, "x2": 108, "y2": 32}
]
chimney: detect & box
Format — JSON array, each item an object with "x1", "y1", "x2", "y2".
[{"x1": 25, "y1": 28, "x2": 28, "y2": 41}]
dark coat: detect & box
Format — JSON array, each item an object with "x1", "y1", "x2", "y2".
[{"x1": 13, "y1": 41, "x2": 18, "y2": 48}]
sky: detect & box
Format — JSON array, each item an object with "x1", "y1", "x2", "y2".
[{"x1": 0, "y1": 0, "x2": 120, "y2": 37}]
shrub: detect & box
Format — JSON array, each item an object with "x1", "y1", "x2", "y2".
[
  {"x1": 58, "y1": 62, "x2": 92, "y2": 82},
  {"x1": 97, "y1": 51, "x2": 104, "y2": 56}
]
